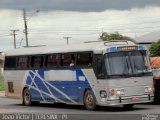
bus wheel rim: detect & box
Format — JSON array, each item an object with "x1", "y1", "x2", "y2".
[
  {"x1": 24, "y1": 90, "x2": 30, "y2": 103},
  {"x1": 86, "y1": 93, "x2": 94, "y2": 107}
]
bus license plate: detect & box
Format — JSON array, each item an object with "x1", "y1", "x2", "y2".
[{"x1": 132, "y1": 96, "x2": 139, "y2": 101}]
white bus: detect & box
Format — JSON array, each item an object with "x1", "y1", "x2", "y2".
[{"x1": 3, "y1": 41, "x2": 154, "y2": 110}]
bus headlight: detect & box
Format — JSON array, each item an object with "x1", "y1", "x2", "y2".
[
  {"x1": 100, "y1": 90, "x2": 107, "y2": 98},
  {"x1": 144, "y1": 86, "x2": 153, "y2": 93},
  {"x1": 116, "y1": 89, "x2": 125, "y2": 95}
]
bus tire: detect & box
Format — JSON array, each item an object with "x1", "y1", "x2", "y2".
[
  {"x1": 123, "y1": 104, "x2": 134, "y2": 109},
  {"x1": 23, "y1": 88, "x2": 32, "y2": 106},
  {"x1": 84, "y1": 90, "x2": 96, "y2": 111}
]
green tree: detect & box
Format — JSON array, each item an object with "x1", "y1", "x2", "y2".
[
  {"x1": 100, "y1": 32, "x2": 136, "y2": 43},
  {"x1": 149, "y1": 39, "x2": 160, "y2": 57}
]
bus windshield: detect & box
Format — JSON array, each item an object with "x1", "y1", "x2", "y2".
[{"x1": 105, "y1": 51, "x2": 152, "y2": 78}]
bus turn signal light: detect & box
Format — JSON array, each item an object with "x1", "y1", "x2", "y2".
[{"x1": 109, "y1": 88, "x2": 116, "y2": 96}]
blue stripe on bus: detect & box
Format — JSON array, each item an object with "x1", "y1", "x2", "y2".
[
  {"x1": 25, "y1": 69, "x2": 92, "y2": 104},
  {"x1": 138, "y1": 45, "x2": 146, "y2": 51},
  {"x1": 107, "y1": 47, "x2": 117, "y2": 53}
]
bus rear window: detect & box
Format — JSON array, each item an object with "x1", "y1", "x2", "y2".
[{"x1": 5, "y1": 57, "x2": 17, "y2": 69}]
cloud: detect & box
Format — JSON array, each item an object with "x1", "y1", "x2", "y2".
[
  {"x1": 0, "y1": 0, "x2": 160, "y2": 12},
  {"x1": 1, "y1": 6, "x2": 160, "y2": 51}
]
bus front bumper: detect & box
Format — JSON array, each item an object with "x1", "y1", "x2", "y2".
[{"x1": 98, "y1": 94, "x2": 154, "y2": 106}]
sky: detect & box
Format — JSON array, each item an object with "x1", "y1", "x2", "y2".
[{"x1": 1, "y1": 0, "x2": 160, "y2": 51}]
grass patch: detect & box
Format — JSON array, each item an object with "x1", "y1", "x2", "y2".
[{"x1": 0, "y1": 75, "x2": 4, "y2": 91}]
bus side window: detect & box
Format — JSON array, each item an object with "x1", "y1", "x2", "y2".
[
  {"x1": 31, "y1": 56, "x2": 43, "y2": 69},
  {"x1": 63, "y1": 54, "x2": 71, "y2": 66},
  {"x1": 77, "y1": 52, "x2": 92, "y2": 67},
  {"x1": 93, "y1": 54, "x2": 105, "y2": 79},
  {"x1": 60, "y1": 53, "x2": 75, "y2": 67},
  {"x1": 89, "y1": 53, "x2": 93, "y2": 67},
  {"x1": 46, "y1": 54, "x2": 59, "y2": 67},
  {"x1": 17, "y1": 56, "x2": 28, "y2": 69}
]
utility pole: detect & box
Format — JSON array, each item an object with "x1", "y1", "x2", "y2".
[
  {"x1": 10, "y1": 29, "x2": 19, "y2": 48},
  {"x1": 63, "y1": 37, "x2": 72, "y2": 45},
  {"x1": 23, "y1": 8, "x2": 29, "y2": 47}
]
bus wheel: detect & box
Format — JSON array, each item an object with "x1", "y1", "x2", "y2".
[
  {"x1": 84, "y1": 90, "x2": 96, "y2": 111},
  {"x1": 123, "y1": 104, "x2": 134, "y2": 109},
  {"x1": 23, "y1": 88, "x2": 32, "y2": 106}
]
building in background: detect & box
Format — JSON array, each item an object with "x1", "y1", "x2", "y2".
[{"x1": 136, "y1": 30, "x2": 160, "y2": 49}]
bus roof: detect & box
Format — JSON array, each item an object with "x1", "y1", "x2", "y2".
[{"x1": 5, "y1": 40, "x2": 136, "y2": 56}]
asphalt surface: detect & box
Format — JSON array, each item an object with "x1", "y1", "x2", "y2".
[{"x1": 0, "y1": 97, "x2": 160, "y2": 120}]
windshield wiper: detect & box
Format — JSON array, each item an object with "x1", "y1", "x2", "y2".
[
  {"x1": 108, "y1": 74, "x2": 131, "y2": 78},
  {"x1": 122, "y1": 57, "x2": 131, "y2": 75}
]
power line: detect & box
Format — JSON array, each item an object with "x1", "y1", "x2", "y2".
[{"x1": 0, "y1": 35, "x2": 11, "y2": 37}]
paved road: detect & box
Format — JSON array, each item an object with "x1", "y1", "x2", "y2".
[{"x1": 0, "y1": 97, "x2": 160, "y2": 120}]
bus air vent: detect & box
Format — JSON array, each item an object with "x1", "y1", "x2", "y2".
[{"x1": 8, "y1": 82, "x2": 14, "y2": 93}]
